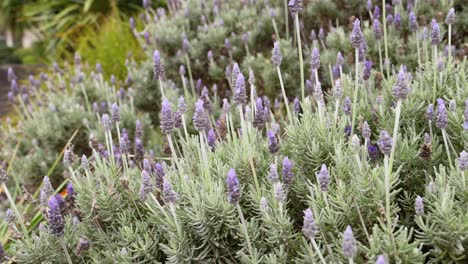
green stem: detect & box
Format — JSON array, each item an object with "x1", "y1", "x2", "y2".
[
  {"x1": 448, "y1": 25, "x2": 452, "y2": 62},
  {"x1": 416, "y1": 32, "x2": 421, "y2": 68},
  {"x1": 442, "y1": 129, "x2": 453, "y2": 166},
  {"x1": 350, "y1": 48, "x2": 359, "y2": 137},
  {"x1": 284, "y1": 0, "x2": 289, "y2": 40},
  {"x1": 272, "y1": 19, "x2": 280, "y2": 39},
  {"x1": 382, "y1": 0, "x2": 389, "y2": 76},
  {"x1": 276, "y1": 67, "x2": 292, "y2": 123},
  {"x1": 388, "y1": 99, "x2": 402, "y2": 173},
  {"x1": 295, "y1": 13, "x2": 305, "y2": 100},
  {"x1": 158, "y1": 77, "x2": 165, "y2": 98},
  {"x1": 2, "y1": 183, "x2": 30, "y2": 240},
  {"x1": 378, "y1": 41, "x2": 383, "y2": 73},
  {"x1": 236, "y1": 203, "x2": 253, "y2": 256},
  {"x1": 185, "y1": 54, "x2": 195, "y2": 95},
  {"x1": 60, "y1": 238, "x2": 73, "y2": 264},
  {"x1": 310, "y1": 239, "x2": 327, "y2": 264}
]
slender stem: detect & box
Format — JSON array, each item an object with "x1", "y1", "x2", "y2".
[
  {"x1": 284, "y1": 0, "x2": 289, "y2": 40},
  {"x1": 236, "y1": 203, "x2": 253, "y2": 256},
  {"x1": 276, "y1": 67, "x2": 292, "y2": 122},
  {"x1": 384, "y1": 155, "x2": 396, "y2": 250},
  {"x1": 349, "y1": 258, "x2": 354, "y2": 264},
  {"x1": 310, "y1": 239, "x2": 327, "y2": 264},
  {"x1": 350, "y1": 48, "x2": 359, "y2": 137},
  {"x1": 2, "y1": 183, "x2": 29, "y2": 240},
  {"x1": 181, "y1": 118, "x2": 189, "y2": 142},
  {"x1": 80, "y1": 84, "x2": 91, "y2": 112},
  {"x1": 448, "y1": 25, "x2": 452, "y2": 62},
  {"x1": 248, "y1": 158, "x2": 261, "y2": 196},
  {"x1": 272, "y1": 19, "x2": 280, "y2": 39},
  {"x1": 378, "y1": 41, "x2": 383, "y2": 73},
  {"x1": 167, "y1": 134, "x2": 181, "y2": 170},
  {"x1": 295, "y1": 13, "x2": 305, "y2": 100},
  {"x1": 388, "y1": 100, "x2": 402, "y2": 173},
  {"x1": 158, "y1": 77, "x2": 165, "y2": 98},
  {"x1": 416, "y1": 32, "x2": 421, "y2": 68},
  {"x1": 382, "y1": 0, "x2": 389, "y2": 76},
  {"x1": 442, "y1": 129, "x2": 453, "y2": 166},
  {"x1": 185, "y1": 54, "x2": 195, "y2": 95},
  {"x1": 180, "y1": 74, "x2": 189, "y2": 99},
  {"x1": 60, "y1": 238, "x2": 73, "y2": 264},
  {"x1": 334, "y1": 100, "x2": 340, "y2": 125},
  {"x1": 432, "y1": 45, "x2": 438, "y2": 102}
]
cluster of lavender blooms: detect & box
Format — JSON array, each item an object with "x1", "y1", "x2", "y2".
[{"x1": 1, "y1": 0, "x2": 467, "y2": 263}]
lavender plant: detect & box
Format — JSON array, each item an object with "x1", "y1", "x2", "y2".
[{"x1": 1, "y1": 0, "x2": 467, "y2": 263}]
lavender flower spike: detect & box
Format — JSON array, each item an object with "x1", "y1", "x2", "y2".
[
  {"x1": 193, "y1": 99, "x2": 208, "y2": 132},
  {"x1": 302, "y1": 208, "x2": 318, "y2": 239},
  {"x1": 435, "y1": 98, "x2": 448, "y2": 129},
  {"x1": 47, "y1": 196, "x2": 65, "y2": 237},
  {"x1": 377, "y1": 130, "x2": 393, "y2": 155},
  {"x1": 234, "y1": 73, "x2": 247, "y2": 106},
  {"x1": 310, "y1": 48, "x2": 320, "y2": 70},
  {"x1": 426, "y1": 104, "x2": 434, "y2": 121},
  {"x1": 271, "y1": 41, "x2": 282, "y2": 67},
  {"x1": 318, "y1": 164, "x2": 330, "y2": 191},
  {"x1": 282, "y1": 157, "x2": 294, "y2": 186},
  {"x1": 415, "y1": 195, "x2": 424, "y2": 215},
  {"x1": 226, "y1": 168, "x2": 241, "y2": 204},
  {"x1": 288, "y1": 0, "x2": 303, "y2": 15},
  {"x1": 373, "y1": 19, "x2": 382, "y2": 40},
  {"x1": 111, "y1": 103, "x2": 120, "y2": 123},
  {"x1": 409, "y1": 12, "x2": 418, "y2": 32},
  {"x1": 40, "y1": 176, "x2": 54, "y2": 207},
  {"x1": 274, "y1": 182, "x2": 286, "y2": 203},
  {"x1": 139, "y1": 171, "x2": 153, "y2": 201},
  {"x1": 162, "y1": 178, "x2": 177, "y2": 204},
  {"x1": 268, "y1": 163, "x2": 279, "y2": 183},
  {"x1": 376, "y1": 255, "x2": 386, "y2": 264},
  {"x1": 392, "y1": 66, "x2": 410, "y2": 100},
  {"x1": 363, "y1": 60, "x2": 373, "y2": 81},
  {"x1": 430, "y1": 19, "x2": 440, "y2": 46},
  {"x1": 342, "y1": 225, "x2": 357, "y2": 258},
  {"x1": 267, "y1": 130, "x2": 279, "y2": 154},
  {"x1": 350, "y1": 18, "x2": 364, "y2": 49},
  {"x1": 459, "y1": 151, "x2": 468, "y2": 171},
  {"x1": 362, "y1": 121, "x2": 371, "y2": 140},
  {"x1": 445, "y1": 8, "x2": 455, "y2": 25},
  {"x1": 153, "y1": 50, "x2": 165, "y2": 79},
  {"x1": 160, "y1": 99, "x2": 174, "y2": 134},
  {"x1": 102, "y1": 114, "x2": 112, "y2": 132}
]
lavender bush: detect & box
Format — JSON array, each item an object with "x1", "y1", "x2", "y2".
[{"x1": 1, "y1": 0, "x2": 467, "y2": 263}]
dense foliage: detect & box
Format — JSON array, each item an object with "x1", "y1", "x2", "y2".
[{"x1": 0, "y1": 0, "x2": 467, "y2": 263}]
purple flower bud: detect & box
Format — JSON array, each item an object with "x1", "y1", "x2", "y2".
[
  {"x1": 459, "y1": 151, "x2": 468, "y2": 171},
  {"x1": 373, "y1": 19, "x2": 382, "y2": 40},
  {"x1": 445, "y1": 8, "x2": 455, "y2": 25},
  {"x1": 7, "y1": 67, "x2": 16, "y2": 82},
  {"x1": 271, "y1": 41, "x2": 282, "y2": 67},
  {"x1": 231, "y1": 63, "x2": 240, "y2": 89},
  {"x1": 139, "y1": 171, "x2": 153, "y2": 201},
  {"x1": 342, "y1": 225, "x2": 357, "y2": 258},
  {"x1": 293, "y1": 97, "x2": 300, "y2": 113},
  {"x1": 111, "y1": 103, "x2": 120, "y2": 123},
  {"x1": 386, "y1": 14, "x2": 394, "y2": 25},
  {"x1": 224, "y1": 38, "x2": 231, "y2": 50},
  {"x1": 81, "y1": 154, "x2": 88, "y2": 169},
  {"x1": 318, "y1": 27, "x2": 325, "y2": 40},
  {"x1": 376, "y1": 255, "x2": 386, "y2": 264},
  {"x1": 193, "y1": 99, "x2": 208, "y2": 131},
  {"x1": 310, "y1": 30, "x2": 317, "y2": 41},
  {"x1": 409, "y1": 12, "x2": 418, "y2": 32},
  {"x1": 234, "y1": 73, "x2": 247, "y2": 106},
  {"x1": 302, "y1": 208, "x2": 318, "y2": 239},
  {"x1": 431, "y1": 19, "x2": 440, "y2": 45},
  {"x1": 153, "y1": 50, "x2": 165, "y2": 79},
  {"x1": 350, "y1": 19, "x2": 364, "y2": 49},
  {"x1": 362, "y1": 121, "x2": 371, "y2": 140},
  {"x1": 288, "y1": 0, "x2": 303, "y2": 15},
  {"x1": 223, "y1": 98, "x2": 231, "y2": 115},
  {"x1": 392, "y1": 67, "x2": 410, "y2": 100},
  {"x1": 336, "y1": 52, "x2": 345, "y2": 66},
  {"x1": 343, "y1": 97, "x2": 352, "y2": 116},
  {"x1": 423, "y1": 133, "x2": 431, "y2": 144},
  {"x1": 47, "y1": 196, "x2": 65, "y2": 237},
  {"x1": 394, "y1": 13, "x2": 401, "y2": 29},
  {"x1": 366, "y1": 0, "x2": 373, "y2": 11},
  {"x1": 267, "y1": 130, "x2": 279, "y2": 154},
  {"x1": 162, "y1": 178, "x2": 177, "y2": 204},
  {"x1": 173, "y1": 110, "x2": 182, "y2": 129},
  {"x1": 426, "y1": 104, "x2": 434, "y2": 121},
  {"x1": 134, "y1": 138, "x2": 144, "y2": 163},
  {"x1": 448, "y1": 99, "x2": 456, "y2": 111},
  {"x1": 268, "y1": 163, "x2": 279, "y2": 183},
  {"x1": 207, "y1": 129, "x2": 216, "y2": 149},
  {"x1": 373, "y1": 6, "x2": 381, "y2": 20},
  {"x1": 363, "y1": 60, "x2": 373, "y2": 80},
  {"x1": 135, "y1": 120, "x2": 144, "y2": 139},
  {"x1": 66, "y1": 182, "x2": 75, "y2": 202},
  {"x1": 318, "y1": 164, "x2": 330, "y2": 191},
  {"x1": 435, "y1": 99, "x2": 448, "y2": 129},
  {"x1": 160, "y1": 99, "x2": 174, "y2": 134},
  {"x1": 102, "y1": 114, "x2": 112, "y2": 132},
  {"x1": 310, "y1": 48, "x2": 320, "y2": 70},
  {"x1": 282, "y1": 157, "x2": 294, "y2": 186},
  {"x1": 368, "y1": 144, "x2": 379, "y2": 161},
  {"x1": 333, "y1": 80, "x2": 342, "y2": 100},
  {"x1": 260, "y1": 197, "x2": 269, "y2": 211},
  {"x1": 10, "y1": 79, "x2": 18, "y2": 93},
  {"x1": 142, "y1": 0, "x2": 150, "y2": 9},
  {"x1": 415, "y1": 195, "x2": 424, "y2": 215},
  {"x1": 182, "y1": 37, "x2": 190, "y2": 53},
  {"x1": 242, "y1": 33, "x2": 249, "y2": 44},
  {"x1": 421, "y1": 27, "x2": 428, "y2": 40},
  {"x1": 254, "y1": 98, "x2": 265, "y2": 129},
  {"x1": 207, "y1": 50, "x2": 214, "y2": 61},
  {"x1": 274, "y1": 182, "x2": 286, "y2": 203},
  {"x1": 332, "y1": 64, "x2": 340, "y2": 80},
  {"x1": 155, "y1": 163, "x2": 165, "y2": 190},
  {"x1": 377, "y1": 130, "x2": 393, "y2": 155},
  {"x1": 226, "y1": 168, "x2": 241, "y2": 204}
]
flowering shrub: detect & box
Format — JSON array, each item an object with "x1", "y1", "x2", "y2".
[{"x1": 1, "y1": 0, "x2": 467, "y2": 263}]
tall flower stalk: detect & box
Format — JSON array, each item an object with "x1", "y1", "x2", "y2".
[
  {"x1": 289, "y1": 0, "x2": 305, "y2": 100},
  {"x1": 349, "y1": 18, "x2": 363, "y2": 137},
  {"x1": 272, "y1": 41, "x2": 292, "y2": 122}
]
